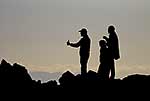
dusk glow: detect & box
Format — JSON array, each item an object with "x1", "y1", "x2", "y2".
[{"x1": 0, "y1": 0, "x2": 150, "y2": 79}]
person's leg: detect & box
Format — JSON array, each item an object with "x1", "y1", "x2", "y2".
[
  {"x1": 110, "y1": 60, "x2": 115, "y2": 79},
  {"x1": 105, "y1": 65, "x2": 110, "y2": 80},
  {"x1": 81, "y1": 63, "x2": 87, "y2": 75},
  {"x1": 98, "y1": 64, "x2": 102, "y2": 74},
  {"x1": 80, "y1": 56, "x2": 89, "y2": 75},
  {"x1": 99, "y1": 64, "x2": 110, "y2": 80}
]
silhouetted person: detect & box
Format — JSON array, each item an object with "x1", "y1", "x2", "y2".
[
  {"x1": 103, "y1": 25, "x2": 120, "y2": 79},
  {"x1": 98, "y1": 40, "x2": 113, "y2": 80},
  {"x1": 67, "y1": 28, "x2": 91, "y2": 75}
]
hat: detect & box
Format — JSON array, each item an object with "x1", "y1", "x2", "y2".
[{"x1": 78, "y1": 28, "x2": 87, "y2": 33}]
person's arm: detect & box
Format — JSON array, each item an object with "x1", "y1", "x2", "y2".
[
  {"x1": 103, "y1": 36, "x2": 109, "y2": 42},
  {"x1": 103, "y1": 36, "x2": 110, "y2": 46},
  {"x1": 67, "y1": 39, "x2": 81, "y2": 48}
]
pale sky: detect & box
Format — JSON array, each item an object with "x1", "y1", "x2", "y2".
[{"x1": 0, "y1": 0, "x2": 150, "y2": 78}]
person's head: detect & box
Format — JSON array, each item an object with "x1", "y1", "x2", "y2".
[
  {"x1": 79, "y1": 28, "x2": 88, "y2": 37},
  {"x1": 99, "y1": 40, "x2": 106, "y2": 48},
  {"x1": 108, "y1": 25, "x2": 115, "y2": 34}
]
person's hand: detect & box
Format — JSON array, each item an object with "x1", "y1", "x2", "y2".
[
  {"x1": 67, "y1": 40, "x2": 70, "y2": 46},
  {"x1": 103, "y1": 36, "x2": 108, "y2": 40}
]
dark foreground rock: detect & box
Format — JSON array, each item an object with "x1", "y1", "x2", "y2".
[{"x1": 0, "y1": 59, "x2": 150, "y2": 93}]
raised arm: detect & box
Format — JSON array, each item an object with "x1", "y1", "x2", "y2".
[
  {"x1": 103, "y1": 36, "x2": 110, "y2": 46},
  {"x1": 103, "y1": 36, "x2": 109, "y2": 42}
]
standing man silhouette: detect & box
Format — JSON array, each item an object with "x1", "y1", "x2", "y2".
[
  {"x1": 103, "y1": 25, "x2": 120, "y2": 79},
  {"x1": 67, "y1": 28, "x2": 91, "y2": 75}
]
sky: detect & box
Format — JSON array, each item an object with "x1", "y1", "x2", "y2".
[{"x1": 0, "y1": 0, "x2": 150, "y2": 78}]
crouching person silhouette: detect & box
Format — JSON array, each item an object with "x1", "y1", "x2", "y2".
[
  {"x1": 67, "y1": 28, "x2": 91, "y2": 75},
  {"x1": 98, "y1": 40, "x2": 113, "y2": 80}
]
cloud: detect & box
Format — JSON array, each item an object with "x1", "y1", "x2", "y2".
[
  {"x1": 27, "y1": 64, "x2": 80, "y2": 73},
  {"x1": 116, "y1": 64, "x2": 150, "y2": 79},
  {"x1": 29, "y1": 71, "x2": 62, "y2": 83}
]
